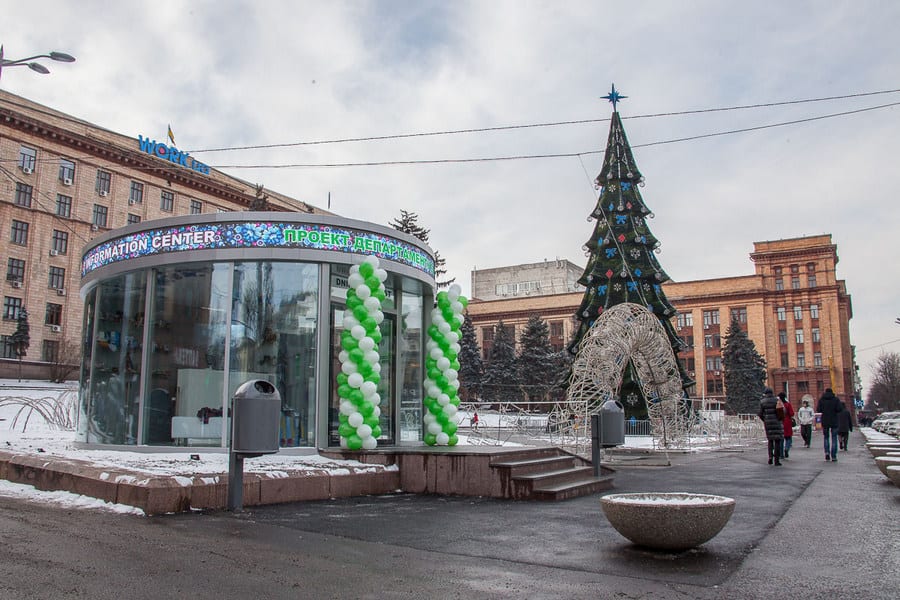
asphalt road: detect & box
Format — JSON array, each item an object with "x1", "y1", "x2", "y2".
[{"x1": 2, "y1": 432, "x2": 897, "y2": 599}]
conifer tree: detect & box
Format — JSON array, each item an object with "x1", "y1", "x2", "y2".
[
  {"x1": 11, "y1": 308, "x2": 30, "y2": 382},
  {"x1": 568, "y1": 86, "x2": 693, "y2": 413},
  {"x1": 457, "y1": 313, "x2": 484, "y2": 403},
  {"x1": 722, "y1": 316, "x2": 767, "y2": 414},
  {"x1": 481, "y1": 320, "x2": 518, "y2": 405},
  {"x1": 389, "y1": 210, "x2": 455, "y2": 288},
  {"x1": 517, "y1": 315, "x2": 557, "y2": 406}
]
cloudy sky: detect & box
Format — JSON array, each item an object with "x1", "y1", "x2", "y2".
[{"x1": 2, "y1": 1, "x2": 899, "y2": 391}]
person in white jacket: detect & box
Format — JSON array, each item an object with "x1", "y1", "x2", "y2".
[{"x1": 797, "y1": 399, "x2": 815, "y2": 448}]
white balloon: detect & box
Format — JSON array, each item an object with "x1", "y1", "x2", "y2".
[
  {"x1": 430, "y1": 347, "x2": 444, "y2": 360},
  {"x1": 348, "y1": 412, "x2": 364, "y2": 427},
  {"x1": 364, "y1": 296, "x2": 381, "y2": 311},
  {"x1": 370, "y1": 393, "x2": 381, "y2": 408},
  {"x1": 358, "y1": 337, "x2": 375, "y2": 352},
  {"x1": 347, "y1": 372, "x2": 364, "y2": 388},
  {"x1": 445, "y1": 370, "x2": 458, "y2": 381},
  {"x1": 349, "y1": 264, "x2": 360, "y2": 275},
  {"x1": 373, "y1": 310, "x2": 385, "y2": 324},
  {"x1": 436, "y1": 432, "x2": 450, "y2": 445},
  {"x1": 364, "y1": 350, "x2": 380, "y2": 365},
  {"x1": 451, "y1": 301, "x2": 464, "y2": 314},
  {"x1": 426, "y1": 340, "x2": 439, "y2": 352},
  {"x1": 350, "y1": 325, "x2": 366, "y2": 340},
  {"x1": 360, "y1": 381, "x2": 377, "y2": 397},
  {"x1": 348, "y1": 272, "x2": 364, "y2": 288},
  {"x1": 338, "y1": 350, "x2": 350, "y2": 363},
  {"x1": 427, "y1": 385, "x2": 440, "y2": 399},
  {"x1": 443, "y1": 404, "x2": 458, "y2": 417},
  {"x1": 424, "y1": 412, "x2": 436, "y2": 424},
  {"x1": 436, "y1": 357, "x2": 450, "y2": 371},
  {"x1": 340, "y1": 401, "x2": 355, "y2": 415},
  {"x1": 372, "y1": 404, "x2": 381, "y2": 418},
  {"x1": 427, "y1": 422, "x2": 443, "y2": 435},
  {"x1": 450, "y1": 379, "x2": 460, "y2": 390},
  {"x1": 356, "y1": 285, "x2": 371, "y2": 299},
  {"x1": 364, "y1": 255, "x2": 379, "y2": 266},
  {"x1": 438, "y1": 322, "x2": 451, "y2": 335},
  {"x1": 356, "y1": 424, "x2": 373, "y2": 439},
  {"x1": 342, "y1": 362, "x2": 358, "y2": 375},
  {"x1": 431, "y1": 310, "x2": 444, "y2": 324},
  {"x1": 437, "y1": 393, "x2": 450, "y2": 406},
  {"x1": 450, "y1": 343, "x2": 461, "y2": 354},
  {"x1": 372, "y1": 362, "x2": 381, "y2": 373},
  {"x1": 362, "y1": 436, "x2": 378, "y2": 450},
  {"x1": 342, "y1": 315, "x2": 359, "y2": 330},
  {"x1": 448, "y1": 283, "x2": 461, "y2": 299},
  {"x1": 340, "y1": 437, "x2": 349, "y2": 449},
  {"x1": 375, "y1": 268, "x2": 388, "y2": 282},
  {"x1": 446, "y1": 331, "x2": 460, "y2": 344}
]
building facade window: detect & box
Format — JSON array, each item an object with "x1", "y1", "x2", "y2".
[
  {"x1": 59, "y1": 159, "x2": 75, "y2": 183},
  {"x1": 813, "y1": 352, "x2": 823, "y2": 367},
  {"x1": 779, "y1": 329, "x2": 788, "y2": 345},
  {"x1": 705, "y1": 356, "x2": 722, "y2": 371},
  {"x1": 704, "y1": 334, "x2": 721, "y2": 348},
  {"x1": 706, "y1": 379, "x2": 723, "y2": 394},
  {"x1": 790, "y1": 264, "x2": 799, "y2": 274},
  {"x1": 730, "y1": 307, "x2": 748, "y2": 324},
  {"x1": 11, "y1": 220, "x2": 29, "y2": 246},
  {"x1": 811, "y1": 327, "x2": 820, "y2": 343},
  {"x1": 791, "y1": 275, "x2": 801, "y2": 290},
  {"x1": 0, "y1": 335, "x2": 16, "y2": 359},
  {"x1": 42, "y1": 340, "x2": 61, "y2": 363},
  {"x1": 679, "y1": 335, "x2": 694, "y2": 348},
  {"x1": 56, "y1": 194, "x2": 72, "y2": 218},
  {"x1": 15, "y1": 183, "x2": 33, "y2": 208},
  {"x1": 808, "y1": 274, "x2": 817, "y2": 288},
  {"x1": 95, "y1": 170, "x2": 111, "y2": 195},
  {"x1": 797, "y1": 352, "x2": 806, "y2": 368},
  {"x1": 127, "y1": 214, "x2": 141, "y2": 225},
  {"x1": 781, "y1": 352, "x2": 789, "y2": 368},
  {"x1": 160, "y1": 190, "x2": 174, "y2": 212},
  {"x1": 129, "y1": 181, "x2": 144, "y2": 205},
  {"x1": 190, "y1": 199, "x2": 202, "y2": 214},
  {"x1": 3, "y1": 296, "x2": 23, "y2": 320},
  {"x1": 797, "y1": 381, "x2": 810, "y2": 393},
  {"x1": 48, "y1": 266, "x2": 66, "y2": 290},
  {"x1": 795, "y1": 329, "x2": 804, "y2": 344},
  {"x1": 18, "y1": 145, "x2": 37, "y2": 171},
  {"x1": 676, "y1": 312, "x2": 693, "y2": 327},
  {"x1": 51, "y1": 230, "x2": 69, "y2": 255},
  {"x1": 92, "y1": 204, "x2": 108, "y2": 228},
  {"x1": 7, "y1": 258, "x2": 26, "y2": 283},
  {"x1": 810, "y1": 304, "x2": 819, "y2": 319},
  {"x1": 774, "y1": 277, "x2": 784, "y2": 291},
  {"x1": 776, "y1": 307, "x2": 786, "y2": 321},
  {"x1": 793, "y1": 305, "x2": 803, "y2": 320},
  {"x1": 702, "y1": 309, "x2": 719, "y2": 326},
  {"x1": 45, "y1": 303, "x2": 63, "y2": 326}
]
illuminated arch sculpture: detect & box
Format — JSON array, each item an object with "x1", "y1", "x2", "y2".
[{"x1": 561, "y1": 302, "x2": 691, "y2": 448}]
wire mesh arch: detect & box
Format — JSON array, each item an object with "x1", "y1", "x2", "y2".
[{"x1": 551, "y1": 303, "x2": 691, "y2": 451}]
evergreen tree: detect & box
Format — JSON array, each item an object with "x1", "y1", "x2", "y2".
[
  {"x1": 517, "y1": 315, "x2": 557, "y2": 407},
  {"x1": 457, "y1": 312, "x2": 484, "y2": 403},
  {"x1": 11, "y1": 308, "x2": 30, "y2": 382},
  {"x1": 481, "y1": 320, "x2": 519, "y2": 405},
  {"x1": 568, "y1": 87, "x2": 693, "y2": 413},
  {"x1": 722, "y1": 316, "x2": 767, "y2": 414},
  {"x1": 389, "y1": 209, "x2": 456, "y2": 288}
]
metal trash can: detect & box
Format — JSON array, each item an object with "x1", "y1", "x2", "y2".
[
  {"x1": 231, "y1": 379, "x2": 281, "y2": 456},
  {"x1": 595, "y1": 398, "x2": 626, "y2": 448}
]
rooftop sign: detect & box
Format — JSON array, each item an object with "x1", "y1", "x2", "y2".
[{"x1": 137, "y1": 135, "x2": 210, "y2": 175}]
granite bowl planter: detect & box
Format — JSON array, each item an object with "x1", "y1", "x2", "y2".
[
  {"x1": 600, "y1": 492, "x2": 736, "y2": 551},
  {"x1": 886, "y1": 466, "x2": 900, "y2": 488},
  {"x1": 867, "y1": 445, "x2": 900, "y2": 457},
  {"x1": 874, "y1": 456, "x2": 900, "y2": 478}
]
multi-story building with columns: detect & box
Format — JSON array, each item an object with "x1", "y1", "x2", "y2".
[
  {"x1": 466, "y1": 234, "x2": 859, "y2": 414},
  {"x1": 1, "y1": 90, "x2": 327, "y2": 379}
]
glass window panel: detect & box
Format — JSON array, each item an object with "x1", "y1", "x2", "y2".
[{"x1": 399, "y1": 283, "x2": 424, "y2": 442}]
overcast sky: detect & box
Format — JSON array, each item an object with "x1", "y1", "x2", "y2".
[{"x1": 2, "y1": 1, "x2": 898, "y2": 392}]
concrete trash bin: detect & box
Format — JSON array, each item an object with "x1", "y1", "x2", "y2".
[{"x1": 231, "y1": 379, "x2": 281, "y2": 456}]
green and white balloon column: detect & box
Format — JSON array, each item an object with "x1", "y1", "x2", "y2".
[
  {"x1": 336, "y1": 256, "x2": 388, "y2": 450},
  {"x1": 423, "y1": 283, "x2": 467, "y2": 446}
]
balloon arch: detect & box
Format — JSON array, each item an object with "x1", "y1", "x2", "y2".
[{"x1": 551, "y1": 303, "x2": 692, "y2": 450}]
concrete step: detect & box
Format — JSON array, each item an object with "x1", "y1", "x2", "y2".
[
  {"x1": 491, "y1": 455, "x2": 577, "y2": 476},
  {"x1": 512, "y1": 465, "x2": 596, "y2": 489},
  {"x1": 532, "y1": 475, "x2": 615, "y2": 501}
]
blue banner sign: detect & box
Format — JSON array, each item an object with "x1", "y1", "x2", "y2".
[{"x1": 137, "y1": 136, "x2": 210, "y2": 175}]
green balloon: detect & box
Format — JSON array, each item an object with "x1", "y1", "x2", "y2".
[
  {"x1": 446, "y1": 349, "x2": 458, "y2": 361},
  {"x1": 349, "y1": 348, "x2": 364, "y2": 363},
  {"x1": 374, "y1": 290, "x2": 386, "y2": 302},
  {"x1": 338, "y1": 413, "x2": 348, "y2": 424},
  {"x1": 346, "y1": 295, "x2": 362, "y2": 310},
  {"x1": 448, "y1": 434, "x2": 459, "y2": 446},
  {"x1": 364, "y1": 415, "x2": 380, "y2": 428},
  {"x1": 341, "y1": 336, "x2": 358, "y2": 351},
  {"x1": 359, "y1": 262, "x2": 374, "y2": 278},
  {"x1": 424, "y1": 433, "x2": 437, "y2": 446},
  {"x1": 365, "y1": 275, "x2": 380, "y2": 289},
  {"x1": 436, "y1": 375, "x2": 448, "y2": 389},
  {"x1": 370, "y1": 329, "x2": 382, "y2": 344},
  {"x1": 347, "y1": 434, "x2": 363, "y2": 450},
  {"x1": 349, "y1": 389, "x2": 364, "y2": 405},
  {"x1": 428, "y1": 325, "x2": 441, "y2": 340},
  {"x1": 353, "y1": 305, "x2": 369, "y2": 322},
  {"x1": 336, "y1": 372, "x2": 349, "y2": 386},
  {"x1": 346, "y1": 288, "x2": 357, "y2": 301},
  {"x1": 362, "y1": 317, "x2": 378, "y2": 332},
  {"x1": 446, "y1": 422, "x2": 458, "y2": 435},
  {"x1": 337, "y1": 384, "x2": 353, "y2": 399},
  {"x1": 372, "y1": 425, "x2": 382, "y2": 438},
  {"x1": 451, "y1": 359, "x2": 460, "y2": 371},
  {"x1": 358, "y1": 361, "x2": 373, "y2": 377},
  {"x1": 429, "y1": 403, "x2": 443, "y2": 415},
  {"x1": 367, "y1": 372, "x2": 381, "y2": 385},
  {"x1": 339, "y1": 423, "x2": 355, "y2": 437},
  {"x1": 459, "y1": 297, "x2": 468, "y2": 308},
  {"x1": 436, "y1": 412, "x2": 449, "y2": 426},
  {"x1": 428, "y1": 368, "x2": 442, "y2": 381},
  {"x1": 359, "y1": 401, "x2": 374, "y2": 417},
  {"x1": 449, "y1": 396, "x2": 460, "y2": 407},
  {"x1": 436, "y1": 291, "x2": 448, "y2": 303}
]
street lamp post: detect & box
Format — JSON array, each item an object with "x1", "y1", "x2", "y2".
[{"x1": 0, "y1": 45, "x2": 76, "y2": 81}]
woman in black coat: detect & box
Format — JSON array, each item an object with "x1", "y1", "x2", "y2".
[
  {"x1": 759, "y1": 388, "x2": 784, "y2": 466},
  {"x1": 837, "y1": 402, "x2": 853, "y2": 451}
]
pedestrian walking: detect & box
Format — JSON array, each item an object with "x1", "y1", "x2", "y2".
[
  {"x1": 471, "y1": 411, "x2": 479, "y2": 431},
  {"x1": 837, "y1": 401, "x2": 853, "y2": 451},
  {"x1": 759, "y1": 388, "x2": 784, "y2": 466},
  {"x1": 779, "y1": 392, "x2": 795, "y2": 459},
  {"x1": 797, "y1": 399, "x2": 815, "y2": 448},
  {"x1": 816, "y1": 388, "x2": 842, "y2": 462}
]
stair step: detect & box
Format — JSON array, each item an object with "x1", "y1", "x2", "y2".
[
  {"x1": 532, "y1": 475, "x2": 615, "y2": 501},
  {"x1": 512, "y1": 466, "x2": 595, "y2": 483},
  {"x1": 491, "y1": 456, "x2": 575, "y2": 470}
]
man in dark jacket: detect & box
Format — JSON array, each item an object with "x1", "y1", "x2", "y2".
[
  {"x1": 837, "y1": 402, "x2": 853, "y2": 451},
  {"x1": 817, "y1": 388, "x2": 842, "y2": 462},
  {"x1": 759, "y1": 388, "x2": 784, "y2": 466}
]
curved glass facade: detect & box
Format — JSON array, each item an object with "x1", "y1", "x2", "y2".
[{"x1": 78, "y1": 213, "x2": 435, "y2": 449}]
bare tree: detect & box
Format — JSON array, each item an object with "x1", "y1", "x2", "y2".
[
  {"x1": 48, "y1": 339, "x2": 81, "y2": 383},
  {"x1": 866, "y1": 351, "x2": 900, "y2": 412}
]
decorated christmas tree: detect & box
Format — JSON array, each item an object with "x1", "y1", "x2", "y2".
[{"x1": 568, "y1": 85, "x2": 693, "y2": 415}]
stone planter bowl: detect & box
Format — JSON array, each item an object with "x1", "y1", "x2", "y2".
[
  {"x1": 600, "y1": 492, "x2": 736, "y2": 551},
  {"x1": 867, "y1": 444, "x2": 900, "y2": 457},
  {"x1": 886, "y1": 466, "x2": 900, "y2": 488},
  {"x1": 874, "y1": 456, "x2": 900, "y2": 478}
]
